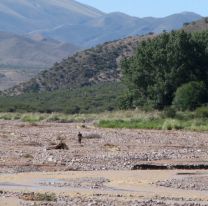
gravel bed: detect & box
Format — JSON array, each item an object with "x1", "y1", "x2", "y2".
[
  {"x1": 156, "y1": 176, "x2": 208, "y2": 191},
  {"x1": 0, "y1": 121, "x2": 208, "y2": 205},
  {"x1": 0, "y1": 121, "x2": 207, "y2": 173},
  {"x1": 1, "y1": 190, "x2": 208, "y2": 206}
]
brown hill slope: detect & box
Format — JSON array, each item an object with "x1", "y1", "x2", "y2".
[
  {"x1": 5, "y1": 35, "x2": 154, "y2": 95},
  {"x1": 0, "y1": 31, "x2": 78, "y2": 67},
  {"x1": 0, "y1": 31, "x2": 79, "y2": 90},
  {"x1": 183, "y1": 17, "x2": 208, "y2": 32}
]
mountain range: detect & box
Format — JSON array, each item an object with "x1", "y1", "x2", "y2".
[
  {"x1": 0, "y1": 0, "x2": 204, "y2": 90},
  {"x1": 0, "y1": 0, "x2": 103, "y2": 34},
  {"x1": 39, "y1": 11, "x2": 202, "y2": 48},
  {"x1": 6, "y1": 18, "x2": 208, "y2": 96},
  {"x1": 0, "y1": 0, "x2": 202, "y2": 47}
]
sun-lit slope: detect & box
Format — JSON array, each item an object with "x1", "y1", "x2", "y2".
[
  {"x1": 0, "y1": 0, "x2": 104, "y2": 33},
  {"x1": 183, "y1": 17, "x2": 208, "y2": 32},
  {"x1": 0, "y1": 0, "x2": 202, "y2": 47},
  {"x1": 42, "y1": 11, "x2": 202, "y2": 48},
  {"x1": 0, "y1": 31, "x2": 79, "y2": 67},
  {"x1": 5, "y1": 35, "x2": 154, "y2": 95},
  {"x1": 0, "y1": 31, "x2": 79, "y2": 90}
]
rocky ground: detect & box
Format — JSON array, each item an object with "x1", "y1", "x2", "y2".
[
  {"x1": 157, "y1": 175, "x2": 208, "y2": 191},
  {"x1": 0, "y1": 120, "x2": 207, "y2": 205},
  {"x1": 1, "y1": 190, "x2": 208, "y2": 206},
  {"x1": 0, "y1": 120, "x2": 207, "y2": 173}
]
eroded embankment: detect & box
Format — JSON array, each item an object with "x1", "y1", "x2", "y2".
[{"x1": 132, "y1": 164, "x2": 208, "y2": 170}]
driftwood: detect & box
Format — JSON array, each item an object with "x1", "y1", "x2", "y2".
[
  {"x1": 76, "y1": 132, "x2": 102, "y2": 144},
  {"x1": 47, "y1": 142, "x2": 69, "y2": 150}
]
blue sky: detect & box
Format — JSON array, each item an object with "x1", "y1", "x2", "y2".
[{"x1": 78, "y1": 0, "x2": 208, "y2": 17}]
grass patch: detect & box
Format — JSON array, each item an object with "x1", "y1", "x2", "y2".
[
  {"x1": 0, "y1": 109, "x2": 206, "y2": 131},
  {"x1": 188, "y1": 119, "x2": 208, "y2": 131},
  {"x1": 99, "y1": 118, "x2": 164, "y2": 129},
  {"x1": 98, "y1": 110, "x2": 208, "y2": 131},
  {"x1": 0, "y1": 113, "x2": 21, "y2": 120},
  {"x1": 162, "y1": 119, "x2": 184, "y2": 130},
  {"x1": 195, "y1": 106, "x2": 208, "y2": 118},
  {"x1": 21, "y1": 114, "x2": 47, "y2": 123}
]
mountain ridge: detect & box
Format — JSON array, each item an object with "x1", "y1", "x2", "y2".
[
  {"x1": 5, "y1": 17, "x2": 208, "y2": 95},
  {"x1": 0, "y1": 0, "x2": 202, "y2": 47},
  {"x1": 35, "y1": 11, "x2": 202, "y2": 48},
  {"x1": 0, "y1": 0, "x2": 204, "y2": 91},
  {"x1": 4, "y1": 34, "x2": 156, "y2": 95}
]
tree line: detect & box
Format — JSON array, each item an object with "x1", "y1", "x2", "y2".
[{"x1": 120, "y1": 30, "x2": 208, "y2": 110}]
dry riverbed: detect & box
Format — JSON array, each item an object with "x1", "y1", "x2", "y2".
[{"x1": 0, "y1": 120, "x2": 207, "y2": 205}]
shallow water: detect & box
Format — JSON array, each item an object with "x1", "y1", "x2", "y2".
[{"x1": 0, "y1": 170, "x2": 208, "y2": 204}]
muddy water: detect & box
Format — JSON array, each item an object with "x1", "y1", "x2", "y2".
[{"x1": 0, "y1": 170, "x2": 208, "y2": 205}]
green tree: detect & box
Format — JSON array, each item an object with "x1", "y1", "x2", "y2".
[
  {"x1": 121, "y1": 30, "x2": 208, "y2": 109},
  {"x1": 173, "y1": 81, "x2": 207, "y2": 111}
]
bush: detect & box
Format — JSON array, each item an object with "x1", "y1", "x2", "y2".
[
  {"x1": 119, "y1": 93, "x2": 133, "y2": 110},
  {"x1": 21, "y1": 192, "x2": 57, "y2": 202},
  {"x1": 162, "y1": 119, "x2": 183, "y2": 130},
  {"x1": 195, "y1": 106, "x2": 208, "y2": 118},
  {"x1": 183, "y1": 22, "x2": 190, "y2": 27},
  {"x1": 0, "y1": 82, "x2": 125, "y2": 114},
  {"x1": 173, "y1": 81, "x2": 207, "y2": 111},
  {"x1": 162, "y1": 107, "x2": 176, "y2": 118},
  {"x1": 21, "y1": 114, "x2": 45, "y2": 123}
]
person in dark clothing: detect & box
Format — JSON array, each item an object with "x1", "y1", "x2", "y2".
[{"x1": 78, "y1": 132, "x2": 82, "y2": 144}]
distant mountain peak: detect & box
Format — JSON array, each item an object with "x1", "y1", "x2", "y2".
[{"x1": 180, "y1": 11, "x2": 200, "y2": 15}]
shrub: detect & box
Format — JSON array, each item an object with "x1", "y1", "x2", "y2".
[
  {"x1": 195, "y1": 106, "x2": 208, "y2": 118},
  {"x1": 189, "y1": 118, "x2": 208, "y2": 131},
  {"x1": 162, "y1": 107, "x2": 176, "y2": 118},
  {"x1": 37, "y1": 193, "x2": 57, "y2": 202},
  {"x1": 173, "y1": 81, "x2": 207, "y2": 111},
  {"x1": 119, "y1": 93, "x2": 133, "y2": 110},
  {"x1": 183, "y1": 22, "x2": 190, "y2": 27},
  {"x1": 21, "y1": 114, "x2": 45, "y2": 123},
  {"x1": 21, "y1": 192, "x2": 57, "y2": 202},
  {"x1": 162, "y1": 119, "x2": 183, "y2": 130}
]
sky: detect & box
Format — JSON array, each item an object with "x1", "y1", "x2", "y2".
[{"x1": 77, "y1": 0, "x2": 208, "y2": 18}]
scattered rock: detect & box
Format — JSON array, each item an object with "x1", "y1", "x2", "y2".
[
  {"x1": 104, "y1": 143, "x2": 120, "y2": 151},
  {"x1": 157, "y1": 176, "x2": 208, "y2": 191}
]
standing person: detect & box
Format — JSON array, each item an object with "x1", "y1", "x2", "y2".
[{"x1": 78, "y1": 132, "x2": 82, "y2": 144}]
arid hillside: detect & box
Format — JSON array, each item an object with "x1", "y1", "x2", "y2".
[{"x1": 6, "y1": 35, "x2": 154, "y2": 95}]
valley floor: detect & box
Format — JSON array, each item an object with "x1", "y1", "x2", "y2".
[{"x1": 0, "y1": 120, "x2": 207, "y2": 205}]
